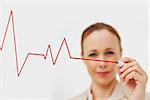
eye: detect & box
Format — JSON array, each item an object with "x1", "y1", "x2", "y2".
[
  {"x1": 88, "y1": 53, "x2": 97, "y2": 57},
  {"x1": 105, "y1": 51, "x2": 115, "y2": 55}
]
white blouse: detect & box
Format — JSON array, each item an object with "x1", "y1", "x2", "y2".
[
  {"x1": 70, "y1": 81, "x2": 150, "y2": 100},
  {"x1": 87, "y1": 82, "x2": 127, "y2": 100}
]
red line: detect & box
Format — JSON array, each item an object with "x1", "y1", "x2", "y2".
[{"x1": 0, "y1": 10, "x2": 118, "y2": 77}]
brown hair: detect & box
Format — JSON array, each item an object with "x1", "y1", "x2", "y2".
[{"x1": 81, "y1": 22, "x2": 122, "y2": 55}]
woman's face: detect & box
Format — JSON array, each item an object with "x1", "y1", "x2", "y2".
[{"x1": 82, "y1": 29, "x2": 121, "y2": 85}]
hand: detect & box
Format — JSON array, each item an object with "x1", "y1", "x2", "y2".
[{"x1": 119, "y1": 57, "x2": 148, "y2": 100}]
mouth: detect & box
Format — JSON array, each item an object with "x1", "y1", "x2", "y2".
[{"x1": 96, "y1": 71, "x2": 111, "y2": 77}]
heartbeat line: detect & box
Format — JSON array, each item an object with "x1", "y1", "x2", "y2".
[{"x1": 0, "y1": 10, "x2": 118, "y2": 77}]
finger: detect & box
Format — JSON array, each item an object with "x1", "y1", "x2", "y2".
[
  {"x1": 120, "y1": 60, "x2": 144, "y2": 74},
  {"x1": 120, "y1": 57, "x2": 136, "y2": 63},
  {"x1": 120, "y1": 65, "x2": 143, "y2": 79},
  {"x1": 124, "y1": 71, "x2": 142, "y2": 84},
  {"x1": 120, "y1": 61, "x2": 136, "y2": 72}
]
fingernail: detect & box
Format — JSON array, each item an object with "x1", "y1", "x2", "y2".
[
  {"x1": 118, "y1": 71, "x2": 122, "y2": 75},
  {"x1": 119, "y1": 68, "x2": 124, "y2": 72}
]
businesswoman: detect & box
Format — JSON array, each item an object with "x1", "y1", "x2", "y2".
[{"x1": 71, "y1": 23, "x2": 149, "y2": 100}]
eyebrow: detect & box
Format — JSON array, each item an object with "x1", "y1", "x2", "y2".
[
  {"x1": 88, "y1": 48, "x2": 116, "y2": 52},
  {"x1": 87, "y1": 50, "x2": 97, "y2": 54},
  {"x1": 105, "y1": 48, "x2": 116, "y2": 51}
]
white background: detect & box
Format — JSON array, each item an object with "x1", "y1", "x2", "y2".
[{"x1": 0, "y1": 1, "x2": 149, "y2": 100}]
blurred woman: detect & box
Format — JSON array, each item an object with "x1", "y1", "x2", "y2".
[{"x1": 71, "y1": 23, "x2": 149, "y2": 100}]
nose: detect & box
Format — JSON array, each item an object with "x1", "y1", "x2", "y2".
[
  {"x1": 98, "y1": 61, "x2": 107, "y2": 69},
  {"x1": 98, "y1": 56, "x2": 107, "y2": 69}
]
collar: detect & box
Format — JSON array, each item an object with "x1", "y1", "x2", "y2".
[{"x1": 87, "y1": 81, "x2": 127, "y2": 100}]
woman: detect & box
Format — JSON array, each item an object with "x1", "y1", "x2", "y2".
[{"x1": 71, "y1": 23, "x2": 149, "y2": 100}]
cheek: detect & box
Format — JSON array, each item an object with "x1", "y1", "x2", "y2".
[
  {"x1": 104, "y1": 64, "x2": 118, "y2": 75},
  {"x1": 111, "y1": 64, "x2": 119, "y2": 74},
  {"x1": 84, "y1": 61, "x2": 97, "y2": 75}
]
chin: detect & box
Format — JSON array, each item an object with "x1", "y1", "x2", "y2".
[{"x1": 95, "y1": 77, "x2": 115, "y2": 86}]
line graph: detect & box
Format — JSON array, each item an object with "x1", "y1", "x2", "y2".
[{"x1": 0, "y1": 10, "x2": 118, "y2": 77}]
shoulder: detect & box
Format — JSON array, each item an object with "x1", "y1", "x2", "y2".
[{"x1": 69, "y1": 89, "x2": 89, "y2": 100}]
